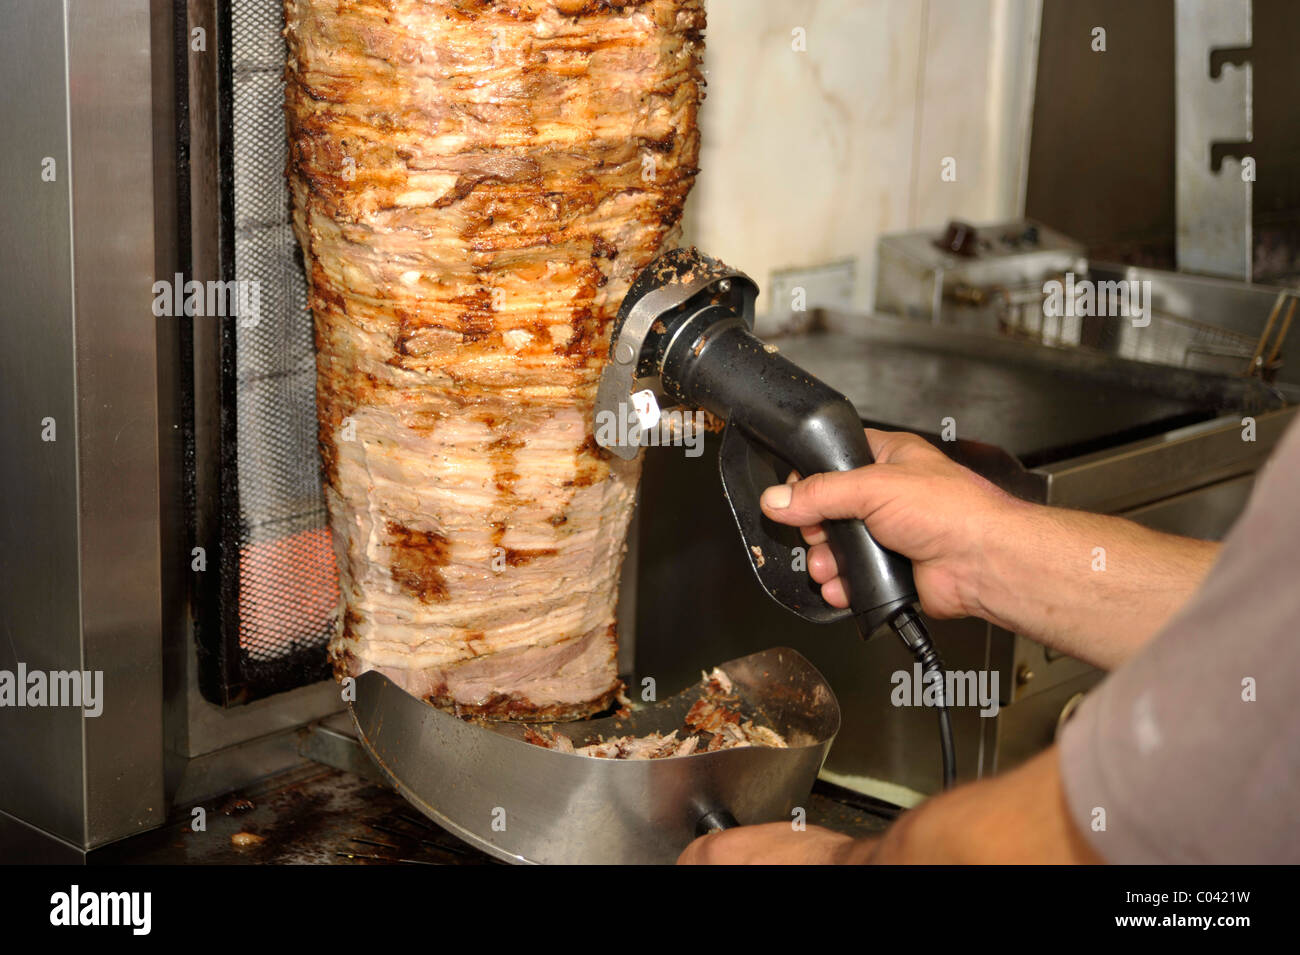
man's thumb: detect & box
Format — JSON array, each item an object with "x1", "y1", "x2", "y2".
[{"x1": 759, "y1": 469, "x2": 876, "y2": 526}]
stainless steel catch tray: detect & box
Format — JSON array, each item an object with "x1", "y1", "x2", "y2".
[{"x1": 350, "y1": 647, "x2": 840, "y2": 864}]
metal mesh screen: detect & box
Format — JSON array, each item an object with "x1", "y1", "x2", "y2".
[{"x1": 227, "y1": 0, "x2": 339, "y2": 679}]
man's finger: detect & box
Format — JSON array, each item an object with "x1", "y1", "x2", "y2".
[
  {"x1": 676, "y1": 831, "x2": 719, "y2": 864},
  {"x1": 807, "y1": 542, "x2": 838, "y2": 583},
  {"x1": 821, "y1": 576, "x2": 849, "y2": 608},
  {"x1": 800, "y1": 523, "x2": 827, "y2": 546},
  {"x1": 865, "y1": 427, "x2": 931, "y2": 464},
  {"x1": 863, "y1": 427, "x2": 894, "y2": 460},
  {"x1": 760, "y1": 468, "x2": 891, "y2": 526},
  {"x1": 678, "y1": 823, "x2": 857, "y2": 864}
]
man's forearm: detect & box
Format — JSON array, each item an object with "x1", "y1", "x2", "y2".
[
  {"x1": 969, "y1": 499, "x2": 1219, "y2": 670},
  {"x1": 677, "y1": 746, "x2": 1102, "y2": 864},
  {"x1": 858, "y1": 746, "x2": 1102, "y2": 864}
]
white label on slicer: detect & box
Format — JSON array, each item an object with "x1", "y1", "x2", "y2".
[{"x1": 630, "y1": 389, "x2": 661, "y2": 430}]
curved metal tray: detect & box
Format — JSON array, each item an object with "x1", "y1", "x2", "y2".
[{"x1": 349, "y1": 647, "x2": 840, "y2": 864}]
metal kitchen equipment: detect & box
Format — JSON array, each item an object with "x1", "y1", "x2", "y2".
[
  {"x1": 874, "y1": 218, "x2": 1086, "y2": 344},
  {"x1": 876, "y1": 220, "x2": 1300, "y2": 380},
  {"x1": 350, "y1": 647, "x2": 839, "y2": 865},
  {"x1": 0, "y1": 0, "x2": 349, "y2": 863}
]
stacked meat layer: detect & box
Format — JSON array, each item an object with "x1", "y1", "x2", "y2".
[{"x1": 285, "y1": 0, "x2": 705, "y2": 719}]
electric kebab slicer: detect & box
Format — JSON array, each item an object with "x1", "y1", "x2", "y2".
[{"x1": 595, "y1": 246, "x2": 958, "y2": 788}]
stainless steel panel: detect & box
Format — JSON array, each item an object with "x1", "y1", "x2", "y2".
[
  {"x1": 297, "y1": 713, "x2": 383, "y2": 783},
  {"x1": 1124, "y1": 472, "x2": 1256, "y2": 538},
  {"x1": 998, "y1": 628, "x2": 1095, "y2": 705},
  {"x1": 168, "y1": 724, "x2": 319, "y2": 809},
  {"x1": 0, "y1": 0, "x2": 85, "y2": 848},
  {"x1": 991, "y1": 672, "x2": 1104, "y2": 774},
  {"x1": 0, "y1": 811, "x2": 86, "y2": 865},
  {"x1": 177, "y1": 649, "x2": 343, "y2": 759},
  {"x1": 1027, "y1": 1, "x2": 1298, "y2": 279},
  {"x1": 1175, "y1": 0, "x2": 1252, "y2": 279},
  {"x1": 68, "y1": 0, "x2": 167, "y2": 848},
  {"x1": 0, "y1": 0, "x2": 167, "y2": 853},
  {"x1": 1039, "y1": 408, "x2": 1294, "y2": 512}
]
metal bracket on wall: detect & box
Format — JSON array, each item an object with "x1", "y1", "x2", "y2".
[{"x1": 1176, "y1": 0, "x2": 1253, "y2": 279}]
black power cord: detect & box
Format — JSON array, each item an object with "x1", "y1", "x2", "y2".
[{"x1": 882, "y1": 607, "x2": 957, "y2": 790}]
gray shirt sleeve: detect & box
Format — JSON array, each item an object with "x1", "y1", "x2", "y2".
[{"x1": 1059, "y1": 418, "x2": 1300, "y2": 863}]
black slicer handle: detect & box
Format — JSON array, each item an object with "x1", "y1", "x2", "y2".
[
  {"x1": 695, "y1": 808, "x2": 740, "y2": 836},
  {"x1": 663, "y1": 319, "x2": 918, "y2": 637},
  {"x1": 717, "y1": 424, "x2": 851, "y2": 624}
]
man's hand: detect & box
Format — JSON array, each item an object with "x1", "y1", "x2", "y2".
[
  {"x1": 678, "y1": 748, "x2": 1103, "y2": 865},
  {"x1": 759, "y1": 428, "x2": 1019, "y2": 621},
  {"x1": 759, "y1": 428, "x2": 1218, "y2": 669},
  {"x1": 677, "y1": 823, "x2": 876, "y2": 865}
]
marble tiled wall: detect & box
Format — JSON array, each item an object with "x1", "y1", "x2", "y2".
[{"x1": 682, "y1": 0, "x2": 1042, "y2": 328}]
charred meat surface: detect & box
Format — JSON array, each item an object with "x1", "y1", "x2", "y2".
[{"x1": 286, "y1": 0, "x2": 705, "y2": 720}]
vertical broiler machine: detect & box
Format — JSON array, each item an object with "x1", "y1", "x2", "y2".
[{"x1": 2, "y1": 0, "x2": 1297, "y2": 860}]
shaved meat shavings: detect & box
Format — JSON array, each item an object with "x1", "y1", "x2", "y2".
[
  {"x1": 523, "y1": 668, "x2": 789, "y2": 759},
  {"x1": 525, "y1": 726, "x2": 703, "y2": 760}
]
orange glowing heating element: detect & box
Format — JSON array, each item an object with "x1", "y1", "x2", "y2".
[{"x1": 238, "y1": 527, "x2": 340, "y2": 660}]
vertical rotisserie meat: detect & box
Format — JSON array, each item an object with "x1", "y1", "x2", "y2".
[{"x1": 285, "y1": 0, "x2": 705, "y2": 719}]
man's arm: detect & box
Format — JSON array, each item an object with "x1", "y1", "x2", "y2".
[
  {"x1": 678, "y1": 746, "x2": 1100, "y2": 864},
  {"x1": 759, "y1": 429, "x2": 1219, "y2": 670},
  {"x1": 685, "y1": 421, "x2": 1300, "y2": 867},
  {"x1": 969, "y1": 501, "x2": 1218, "y2": 670},
  {"x1": 866, "y1": 746, "x2": 1101, "y2": 863}
]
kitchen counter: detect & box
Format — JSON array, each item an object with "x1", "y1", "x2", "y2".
[{"x1": 92, "y1": 764, "x2": 894, "y2": 865}]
